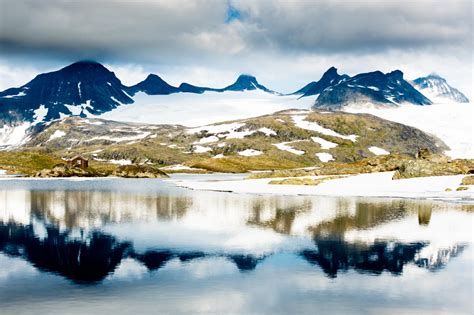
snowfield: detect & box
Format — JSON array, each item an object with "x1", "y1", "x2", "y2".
[
  {"x1": 346, "y1": 102, "x2": 473, "y2": 159},
  {"x1": 170, "y1": 172, "x2": 474, "y2": 202},
  {"x1": 99, "y1": 90, "x2": 314, "y2": 127}
]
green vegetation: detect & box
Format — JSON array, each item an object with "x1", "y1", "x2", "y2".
[
  {"x1": 269, "y1": 175, "x2": 344, "y2": 186},
  {"x1": 0, "y1": 150, "x2": 62, "y2": 175},
  {"x1": 190, "y1": 155, "x2": 306, "y2": 173}
]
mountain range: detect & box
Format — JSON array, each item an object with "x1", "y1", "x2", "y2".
[{"x1": 0, "y1": 61, "x2": 469, "y2": 128}]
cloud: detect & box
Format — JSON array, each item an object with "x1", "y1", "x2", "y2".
[
  {"x1": 0, "y1": 0, "x2": 471, "y2": 97},
  {"x1": 233, "y1": 0, "x2": 472, "y2": 53},
  {"x1": 0, "y1": 0, "x2": 471, "y2": 60}
]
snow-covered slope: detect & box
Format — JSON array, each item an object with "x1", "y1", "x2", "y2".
[
  {"x1": 412, "y1": 74, "x2": 469, "y2": 103},
  {"x1": 98, "y1": 90, "x2": 313, "y2": 126},
  {"x1": 345, "y1": 102, "x2": 473, "y2": 159}
]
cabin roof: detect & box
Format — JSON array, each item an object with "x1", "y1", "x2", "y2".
[{"x1": 70, "y1": 155, "x2": 88, "y2": 161}]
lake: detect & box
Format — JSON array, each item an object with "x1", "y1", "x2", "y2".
[{"x1": 0, "y1": 176, "x2": 472, "y2": 314}]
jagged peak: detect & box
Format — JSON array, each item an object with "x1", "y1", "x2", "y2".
[
  {"x1": 322, "y1": 66, "x2": 338, "y2": 76},
  {"x1": 387, "y1": 70, "x2": 404, "y2": 79}
]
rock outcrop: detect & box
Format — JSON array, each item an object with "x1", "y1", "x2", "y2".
[{"x1": 111, "y1": 165, "x2": 169, "y2": 178}]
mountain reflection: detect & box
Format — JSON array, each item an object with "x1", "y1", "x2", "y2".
[
  {"x1": 0, "y1": 221, "x2": 465, "y2": 283},
  {"x1": 0, "y1": 185, "x2": 470, "y2": 283},
  {"x1": 301, "y1": 240, "x2": 426, "y2": 277}
]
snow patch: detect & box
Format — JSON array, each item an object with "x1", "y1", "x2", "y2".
[
  {"x1": 257, "y1": 127, "x2": 277, "y2": 136},
  {"x1": 188, "y1": 123, "x2": 245, "y2": 135},
  {"x1": 238, "y1": 149, "x2": 263, "y2": 156},
  {"x1": 1, "y1": 91, "x2": 26, "y2": 98},
  {"x1": 48, "y1": 130, "x2": 66, "y2": 141},
  {"x1": 33, "y1": 105, "x2": 48, "y2": 124},
  {"x1": 273, "y1": 142, "x2": 305, "y2": 155},
  {"x1": 194, "y1": 145, "x2": 212, "y2": 153},
  {"x1": 108, "y1": 159, "x2": 132, "y2": 165},
  {"x1": 161, "y1": 164, "x2": 205, "y2": 171},
  {"x1": 292, "y1": 115, "x2": 358, "y2": 142},
  {"x1": 87, "y1": 132, "x2": 151, "y2": 143},
  {"x1": 64, "y1": 100, "x2": 93, "y2": 116},
  {"x1": 368, "y1": 146, "x2": 390, "y2": 155},
  {"x1": 311, "y1": 136, "x2": 338, "y2": 149},
  {"x1": 316, "y1": 152, "x2": 334, "y2": 162},
  {"x1": 194, "y1": 136, "x2": 219, "y2": 144}
]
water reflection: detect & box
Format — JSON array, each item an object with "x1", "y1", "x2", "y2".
[{"x1": 0, "y1": 179, "x2": 471, "y2": 285}]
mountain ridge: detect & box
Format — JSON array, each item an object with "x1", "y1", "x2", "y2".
[{"x1": 312, "y1": 70, "x2": 432, "y2": 110}]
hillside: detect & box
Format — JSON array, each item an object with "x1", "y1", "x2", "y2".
[{"x1": 19, "y1": 109, "x2": 447, "y2": 173}]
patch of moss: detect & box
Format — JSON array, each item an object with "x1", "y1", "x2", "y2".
[
  {"x1": 0, "y1": 150, "x2": 62, "y2": 176},
  {"x1": 461, "y1": 175, "x2": 474, "y2": 185}
]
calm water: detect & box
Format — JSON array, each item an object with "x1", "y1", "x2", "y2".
[{"x1": 0, "y1": 175, "x2": 473, "y2": 314}]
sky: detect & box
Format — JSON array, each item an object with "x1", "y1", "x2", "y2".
[{"x1": 0, "y1": 0, "x2": 472, "y2": 97}]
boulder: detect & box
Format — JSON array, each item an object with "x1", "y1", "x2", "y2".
[
  {"x1": 393, "y1": 159, "x2": 474, "y2": 179},
  {"x1": 112, "y1": 165, "x2": 169, "y2": 178},
  {"x1": 35, "y1": 163, "x2": 97, "y2": 177}
]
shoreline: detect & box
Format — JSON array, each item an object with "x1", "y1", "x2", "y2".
[
  {"x1": 167, "y1": 171, "x2": 474, "y2": 204},
  {"x1": 0, "y1": 172, "x2": 472, "y2": 204}
]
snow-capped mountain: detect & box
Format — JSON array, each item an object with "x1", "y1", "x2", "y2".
[
  {"x1": 313, "y1": 70, "x2": 432, "y2": 110},
  {"x1": 292, "y1": 67, "x2": 350, "y2": 98},
  {"x1": 412, "y1": 74, "x2": 469, "y2": 103},
  {"x1": 0, "y1": 61, "x2": 133, "y2": 124}
]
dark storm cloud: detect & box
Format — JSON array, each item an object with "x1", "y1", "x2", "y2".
[
  {"x1": 234, "y1": 0, "x2": 472, "y2": 53},
  {"x1": 0, "y1": 0, "x2": 471, "y2": 60}
]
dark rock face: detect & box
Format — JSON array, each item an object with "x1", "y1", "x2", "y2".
[
  {"x1": 219, "y1": 74, "x2": 275, "y2": 93},
  {"x1": 0, "y1": 61, "x2": 133, "y2": 124},
  {"x1": 293, "y1": 67, "x2": 350, "y2": 97},
  {"x1": 412, "y1": 74, "x2": 469, "y2": 103},
  {"x1": 312, "y1": 70, "x2": 432, "y2": 110},
  {"x1": 127, "y1": 74, "x2": 179, "y2": 95},
  {"x1": 130, "y1": 74, "x2": 274, "y2": 95},
  {"x1": 178, "y1": 82, "x2": 212, "y2": 94}
]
